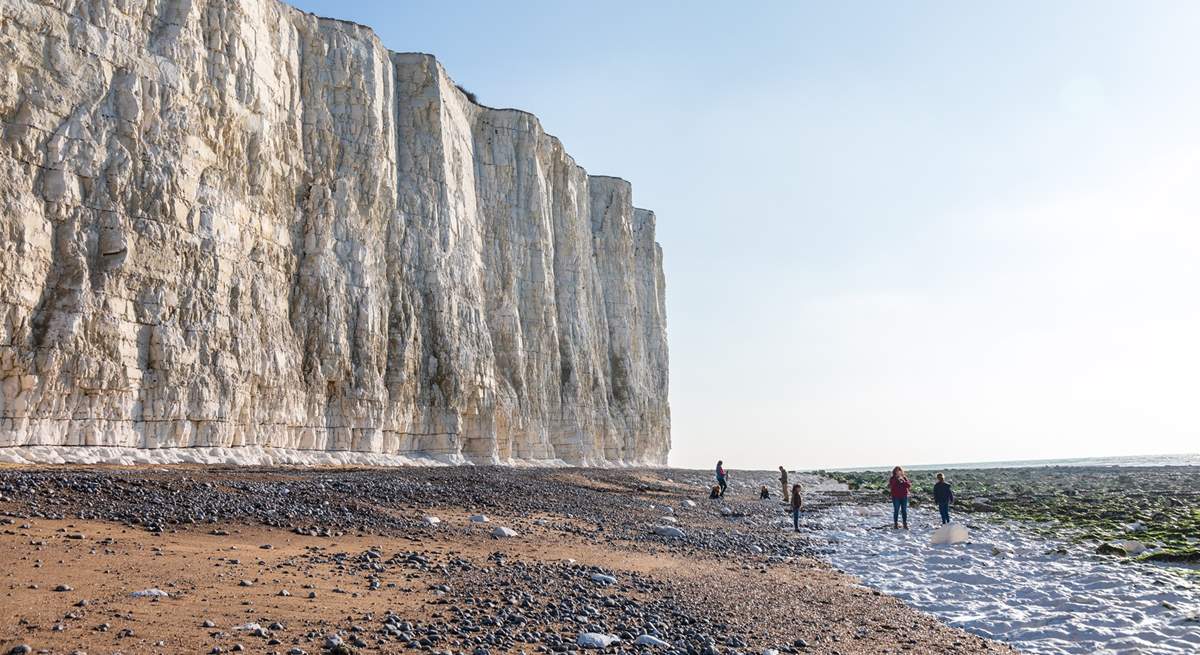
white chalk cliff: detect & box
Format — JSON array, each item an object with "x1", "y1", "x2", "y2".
[{"x1": 0, "y1": 0, "x2": 670, "y2": 465}]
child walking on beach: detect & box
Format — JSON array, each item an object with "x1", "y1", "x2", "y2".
[
  {"x1": 715, "y1": 460, "x2": 728, "y2": 497},
  {"x1": 933, "y1": 472, "x2": 954, "y2": 524},
  {"x1": 889, "y1": 466, "x2": 911, "y2": 529},
  {"x1": 790, "y1": 483, "x2": 803, "y2": 532}
]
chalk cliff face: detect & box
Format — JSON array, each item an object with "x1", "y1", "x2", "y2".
[{"x1": 0, "y1": 0, "x2": 669, "y2": 465}]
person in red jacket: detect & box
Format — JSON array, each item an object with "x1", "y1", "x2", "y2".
[{"x1": 888, "y1": 466, "x2": 912, "y2": 529}]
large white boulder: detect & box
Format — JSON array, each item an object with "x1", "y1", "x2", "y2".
[{"x1": 930, "y1": 523, "x2": 970, "y2": 545}]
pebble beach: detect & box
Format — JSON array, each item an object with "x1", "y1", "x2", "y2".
[{"x1": 0, "y1": 465, "x2": 1012, "y2": 655}]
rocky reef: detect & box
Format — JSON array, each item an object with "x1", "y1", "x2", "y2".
[{"x1": 0, "y1": 0, "x2": 669, "y2": 465}]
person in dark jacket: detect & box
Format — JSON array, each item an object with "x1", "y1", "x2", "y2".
[
  {"x1": 759, "y1": 485, "x2": 771, "y2": 500},
  {"x1": 715, "y1": 461, "x2": 727, "y2": 497},
  {"x1": 933, "y1": 472, "x2": 954, "y2": 524},
  {"x1": 790, "y1": 483, "x2": 803, "y2": 531},
  {"x1": 779, "y1": 466, "x2": 789, "y2": 503},
  {"x1": 888, "y1": 466, "x2": 911, "y2": 529}
]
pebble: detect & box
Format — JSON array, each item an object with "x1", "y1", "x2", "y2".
[
  {"x1": 577, "y1": 632, "x2": 620, "y2": 649},
  {"x1": 130, "y1": 588, "x2": 169, "y2": 598},
  {"x1": 589, "y1": 573, "x2": 617, "y2": 585},
  {"x1": 654, "y1": 526, "x2": 686, "y2": 539}
]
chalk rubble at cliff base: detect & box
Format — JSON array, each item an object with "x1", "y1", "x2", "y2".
[{"x1": 0, "y1": 0, "x2": 669, "y2": 466}]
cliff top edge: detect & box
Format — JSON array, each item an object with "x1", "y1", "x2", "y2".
[{"x1": 290, "y1": 5, "x2": 644, "y2": 200}]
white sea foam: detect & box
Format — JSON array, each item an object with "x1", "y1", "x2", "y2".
[{"x1": 803, "y1": 486, "x2": 1200, "y2": 655}]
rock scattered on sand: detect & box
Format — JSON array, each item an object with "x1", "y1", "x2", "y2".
[
  {"x1": 635, "y1": 635, "x2": 671, "y2": 647},
  {"x1": 590, "y1": 573, "x2": 617, "y2": 585},
  {"x1": 130, "y1": 588, "x2": 169, "y2": 598},
  {"x1": 577, "y1": 632, "x2": 620, "y2": 649},
  {"x1": 1116, "y1": 540, "x2": 1148, "y2": 555},
  {"x1": 422, "y1": 516, "x2": 441, "y2": 526},
  {"x1": 930, "y1": 524, "x2": 969, "y2": 545},
  {"x1": 1096, "y1": 543, "x2": 1128, "y2": 556},
  {"x1": 491, "y1": 526, "x2": 518, "y2": 538},
  {"x1": 470, "y1": 514, "x2": 489, "y2": 523},
  {"x1": 654, "y1": 526, "x2": 686, "y2": 539}
]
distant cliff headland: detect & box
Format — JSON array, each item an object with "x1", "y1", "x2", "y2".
[{"x1": 0, "y1": 0, "x2": 669, "y2": 465}]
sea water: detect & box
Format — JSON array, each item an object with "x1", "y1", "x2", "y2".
[{"x1": 831, "y1": 453, "x2": 1200, "y2": 472}]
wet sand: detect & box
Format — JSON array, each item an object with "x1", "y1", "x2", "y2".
[{"x1": 0, "y1": 466, "x2": 1015, "y2": 655}]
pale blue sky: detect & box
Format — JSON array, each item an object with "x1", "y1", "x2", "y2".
[{"x1": 290, "y1": 0, "x2": 1200, "y2": 469}]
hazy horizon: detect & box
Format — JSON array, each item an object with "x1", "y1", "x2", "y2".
[{"x1": 288, "y1": 0, "x2": 1200, "y2": 471}]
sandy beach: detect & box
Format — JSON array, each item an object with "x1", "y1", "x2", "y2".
[{"x1": 0, "y1": 466, "x2": 1012, "y2": 655}]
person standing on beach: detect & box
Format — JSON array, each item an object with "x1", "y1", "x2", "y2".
[
  {"x1": 790, "y1": 482, "x2": 803, "y2": 532},
  {"x1": 889, "y1": 466, "x2": 911, "y2": 529},
  {"x1": 779, "y1": 466, "x2": 789, "y2": 503},
  {"x1": 716, "y1": 460, "x2": 728, "y2": 497},
  {"x1": 933, "y1": 472, "x2": 954, "y2": 524}
]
